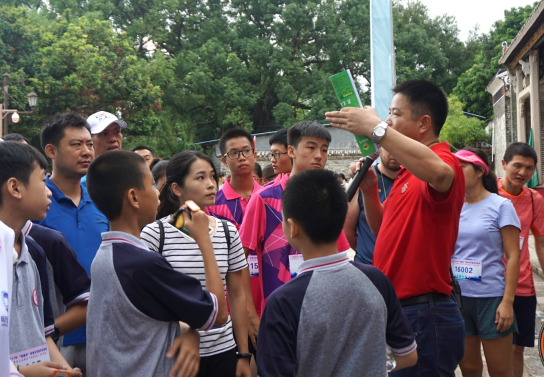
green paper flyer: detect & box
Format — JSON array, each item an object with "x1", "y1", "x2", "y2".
[{"x1": 330, "y1": 70, "x2": 378, "y2": 156}]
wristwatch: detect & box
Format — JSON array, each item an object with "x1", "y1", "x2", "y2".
[
  {"x1": 236, "y1": 352, "x2": 252, "y2": 359},
  {"x1": 372, "y1": 121, "x2": 388, "y2": 144}
]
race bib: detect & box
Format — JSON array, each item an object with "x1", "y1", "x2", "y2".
[
  {"x1": 451, "y1": 259, "x2": 482, "y2": 281},
  {"x1": 247, "y1": 255, "x2": 259, "y2": 277},
  {"x1": 519, "y1": 236, "x2": 524, "y2": 250},
  {"x1": 289, "y1": 254, "x2": 304, "y2": 278},
  {"x1": 10, "y1": 344, "x2": 50, "y2": 366}
]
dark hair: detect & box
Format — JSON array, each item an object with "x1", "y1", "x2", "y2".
[
  {"x1": 149, "y1": 157, "x2": 162, "y2": 171},
  {"x1": 87, "y1": 151, "x2": 147, "y2": 221},
  {"x1": 288, "y1": 121, "x2": 331, "y2": 148},
  {"x1": 269, "y1": 128, "x2": 289, "y2": 149},
  {"x1": 392, "y1": 80, "x2": 448, "y2": 136},
  {"x1": 218, "y1": 128, "x2": 253, "y2": 155},
  {"x1": 283, "y1": 169, "x2": 347, "y2": 245},
  {"x1": 0, "y1": 142, "x2": 48, "y2": 205},
  {"x1": 462, "y1": 147, "x2": 498, "y2": 194},
  {"x1": 504, "y1": 142, "x2": 538, "y2": 165},
  {"x1": 218, "y1": 171, "x2": 226, "y2": 179},
  {"x1": 40, "y1": 112, "x2": 91, "y2": 151},
  {"x1": 3, "y1": 133, "x2": 28, "y2": 143},
  {"x1": 157, "y1": 151, "x2": 218, "y2": 219},
  {"x1": 132, "y1": 145, "x2": 155, "y2": 156},
  {"x1": 262, "y1": 164, "x2": 277, "y2": 182},
  {"x1": 151, "y1": 160, "x2": 169, "y2": 186},
  {"x1": 253, "y1": 162, "x2": 262, "y2": 179}
]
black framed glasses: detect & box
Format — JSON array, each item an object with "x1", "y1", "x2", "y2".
[
  {"x1": 266, "y1": 151, "x2": 288, "y2": 160},
  {"x1": 223, "y1": 148, "x2": 254, "y2": 160}
]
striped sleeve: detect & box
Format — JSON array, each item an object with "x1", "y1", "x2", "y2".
[
  {"x1": 225, "y1": 223, "x2": 247, "y2": 272},
  {"x1": 141, "y1": 223, "x2": 161, "y2": 252}
]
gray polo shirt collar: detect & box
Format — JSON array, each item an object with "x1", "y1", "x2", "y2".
[
  {"x1": 297, "y1": 251, "x2": 350, "y2": 276},
  {"x1": 101, "y1": 231, "x2": 150, "y2": 251}
]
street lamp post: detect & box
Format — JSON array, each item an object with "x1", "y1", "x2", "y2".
[{"x1": 1, "y1": 73, "x2": 38, "y2": 138}]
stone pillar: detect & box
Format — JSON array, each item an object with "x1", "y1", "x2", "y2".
[
  {"x1": 530, "y1": 49, "x2": 542, "y2": 184},
  {"x1": 516, "y1": 66, "x2": 527, "y2": 143}
]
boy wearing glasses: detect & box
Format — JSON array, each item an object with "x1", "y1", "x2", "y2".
[
  {"x1": 267, "y1": 128, "x2": 292, "y2": 178},
  {"x1": 206, "y1": 128, "x2": 262, "y2": 363}
]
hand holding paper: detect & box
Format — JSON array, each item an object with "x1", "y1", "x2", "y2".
[{"x1": 325, "y1": 107, "x2": 382, "y2": 139}]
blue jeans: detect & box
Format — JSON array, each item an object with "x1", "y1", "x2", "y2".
[{"x1": 391, "y1": 296, "x2": 465, "y2": 377}]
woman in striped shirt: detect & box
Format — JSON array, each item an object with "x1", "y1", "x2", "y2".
[{"x1": 141, "y1": 151, "x2": 250, "y2": 377}]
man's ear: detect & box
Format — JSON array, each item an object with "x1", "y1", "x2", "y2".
[
  {"x1": 221, "y1": 156, "x2": 228, "y2": 168},
  {"x1": 501, "y1": 159, "x2": 506, "y2": 171},
  {"x1": 287, "y1": 145, "x2": 296, "y2": 159},
  {"x1": 126, "y1": 188, "x2": 140, "y2": 210},
  {"x1": 171, "y1": 182, "x2": 183, "y2": 198},
  {"x1": 286, "y1": 218, "x2": 300, "y2": 240},
  {"x1": 3, "y1": 178, "x2": 23, "y2": 202},
  {"x1": 44, "y1": 144, "x2": 57, "y2": 160},
  {"x1": 418, "y1": 115, "x2": 433, "y2": 135}
]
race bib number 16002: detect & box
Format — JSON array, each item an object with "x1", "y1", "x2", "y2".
[{"x1": 451, "y1": 259, "x2": 482, "y2": 281}]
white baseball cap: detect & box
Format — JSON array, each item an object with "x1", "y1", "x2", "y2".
[{"x1": 87, "y1": 111, "x2": 128, "y2": 134}]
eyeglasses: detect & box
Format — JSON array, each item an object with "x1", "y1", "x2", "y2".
[
  {"x1": 223, "y1": 148, "x2": 254, "y2": 160},
  {"x1": 266, "y1": 152, "x2": 288, "y2": 160}
]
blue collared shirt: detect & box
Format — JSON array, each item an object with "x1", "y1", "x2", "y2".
[{"x1": 35, "y1": 176, "x2": 109, "y2": 346}]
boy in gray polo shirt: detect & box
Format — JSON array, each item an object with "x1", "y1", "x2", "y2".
[
  {"x1": 85, "y1": 151, "x2": 228, "y2": 377},
  {"x1": 0, "y1": 142, "x2": 81, "y2": 376},
  {"x1": 257, "y1": 170, "x2": 417, "y2": 376}
]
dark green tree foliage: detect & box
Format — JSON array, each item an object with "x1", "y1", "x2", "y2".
[
  {"x1": 0, "y1": 0, "x2": 506, "y2": 157},
  {"x1": 453, "y1": 3, "x2": 537, "y2": 118},
  {"x1": 0, "y1": 8, "x2": 161, "y2": 147},
  {"x1": 393, "y1": 1, "x2": 476, "y2": 94}
]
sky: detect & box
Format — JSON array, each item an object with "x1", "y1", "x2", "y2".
[{"x1": 418, "y1": 0, "x2": 537, "y2": 41}]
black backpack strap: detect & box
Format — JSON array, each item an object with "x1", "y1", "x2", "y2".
[
  {"x1": 155, "y1": 220, "x2": 165, "y2": 255},
  {"x1": 221, "y1": 220, "x2": 231, "y2": 252}
]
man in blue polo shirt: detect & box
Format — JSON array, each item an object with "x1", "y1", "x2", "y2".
[{"x1": 36, "y1": 112, "x2": 109, "y2": 375}]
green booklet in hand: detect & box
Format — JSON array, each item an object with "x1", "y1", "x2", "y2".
[{"x1": 330, "y1": 70, "x2": 377, "y2": 156}]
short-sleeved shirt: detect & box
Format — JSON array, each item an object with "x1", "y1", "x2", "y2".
[
  {"x1": 0, "y1": 222, "x2": 15, "y2": 377},
  {"x1": 373, "y1": 143, "x2": 465, "y2": 300},
  {"x1": 23, "y1": 221, "x2": 91, "y2": 341},
  {"x1": 35, "y1": 176, "x2": 108, "y2": 346},
  {"x1": 257, "y1": 252, "x2": 416, "y2": 377},
  {"x1": 356, "y1": 164, "x2": 395, "y2": 264},
  {"x1": 87, "y1": 231, "x2": 218, "y2": 377},
  {"x1": 452, "y1": 194, "x2": 520, "y2": 298},
  {"x1": 9, "y1": 235, "x2": 54, "y2": 361},
  {"x1": 239, "y1": 173, "x2": 352, "y2": 310},
  {"x1": 497, "y1": 179, "x2": 544, "y2": 296},
  {"x1": 207, "y1": 178, "x2": 263, "y2": 314},
  {"x1": 141, "y1": 217, "x2": 247, "y2": 357}
]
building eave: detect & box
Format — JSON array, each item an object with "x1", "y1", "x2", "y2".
[{"x1": 499, "y1": 1, "x2": 544, "y2": 68}]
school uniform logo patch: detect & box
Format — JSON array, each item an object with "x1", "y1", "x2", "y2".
[{"x1": 32, "y1": 289, "x2": 38, "y2": 306}]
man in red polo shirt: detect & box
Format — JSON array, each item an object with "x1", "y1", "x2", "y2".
[{"x1": 326, "y1": 80, "x2": 465, "y2": 377}]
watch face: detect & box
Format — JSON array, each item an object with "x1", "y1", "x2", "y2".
[{"x1": 375, "y1": 126, "x2": 386, "y2": 137}]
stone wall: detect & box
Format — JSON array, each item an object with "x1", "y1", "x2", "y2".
[{"x1": 492, "y1": 95, "x2": 507, "y2": 178}]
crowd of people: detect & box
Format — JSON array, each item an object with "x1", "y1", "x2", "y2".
[{"x1": 0, "y1": 79, "x2": 543, "y2": 377}]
